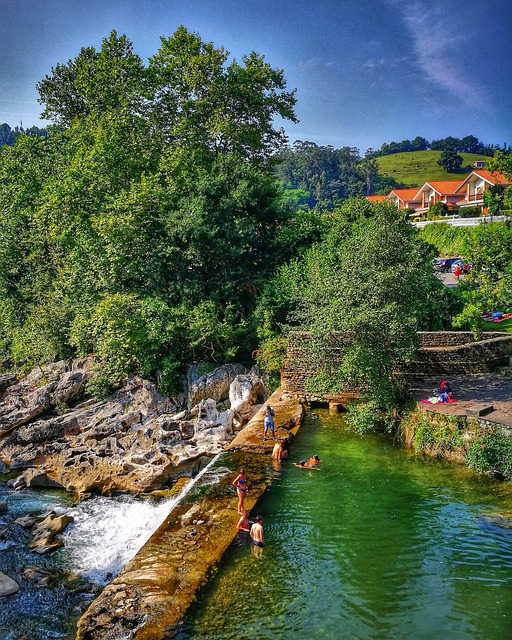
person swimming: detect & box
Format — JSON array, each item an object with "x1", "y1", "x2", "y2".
[{"x1": 293, "y1": 459, "x2": 320, "y2": 470}]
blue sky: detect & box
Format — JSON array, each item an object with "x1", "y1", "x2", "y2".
[{"x1": 1, "y1": 0, "x2": 511, "y2": 153}]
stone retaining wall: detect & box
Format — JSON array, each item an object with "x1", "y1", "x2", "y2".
[
  {"x1": 405, "y1": 333, "x2": 512, "y2": 376},
  {"x1": 281, "y1": 331, "x2": 512, "y2": 393}
]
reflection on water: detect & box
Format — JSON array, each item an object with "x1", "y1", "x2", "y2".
[{"x1": 179, "y1": 410, "x2": 512, "y2": 640}]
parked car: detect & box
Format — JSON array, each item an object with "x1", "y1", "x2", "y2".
[
  {"x1": 451, "y1": 259, "x2": 473, "y2": 273},
  {"x1": 433, "y1": 257, "x2": 461, "y2": 273}
]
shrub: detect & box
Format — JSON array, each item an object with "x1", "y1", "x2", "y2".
[
  {"x1": 458, "y1": 206, "x2": 480, "y2": 218},
  {"x1": 428, "y1": 201, "x2": 448, "y2": 219},
  {"x1": 345, "y1": 401, "x2": 381, "y2": 435},
  {"x1": 466, "y1": 429, "x2": 512, "y2": 480},
  {"x1": 400, "y1": 410, "x2": 464, "y2": 456}
]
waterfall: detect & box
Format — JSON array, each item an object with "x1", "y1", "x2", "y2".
[{"x1": 62, "y1": 454, "x2": 227, "y2": 584}]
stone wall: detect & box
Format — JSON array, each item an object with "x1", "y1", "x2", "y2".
[
  {"x1": 418, "y1": 331, "x2": 510, "y2": 348},
  {"x1": 406, "y1": 332, "x2": 512, "y2": 376},
  {"x1": 281, "y1": 331, "x2": 512, "y2": 393}
]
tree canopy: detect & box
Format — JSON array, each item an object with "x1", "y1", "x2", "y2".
[
  {"x1": 0, "y1": 28, "x2": 297, "y2": 394},
  {"x1": 437, "y1": 149, "x2": 463, "y2": 172},
  {"x1": 258, "y1": 198, "x2": 446, "y2": 408}
]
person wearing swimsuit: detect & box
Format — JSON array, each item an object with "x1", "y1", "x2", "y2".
[
  {"x1": 232, "y1": 467, "x2": 248, "y2": 514},
  {"x1": 250, "y1": 515, "x2": 265, "y2": 554}
]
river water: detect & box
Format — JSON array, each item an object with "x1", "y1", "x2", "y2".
[
  {"x1": 3, "y1": 410, "x2": 512, "y2": 639},
  {"x1": 178, "y1": 410, "x2": 512, "y2": 640},
  {"x1": 0, "y1": 456, "x2": 225, "y2": 640}
]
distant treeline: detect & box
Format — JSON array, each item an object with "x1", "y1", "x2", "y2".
[
  {"x1": 368, "y1": 135, "x2": 508, "y2": 158},
  {"x1": 0, "y1": 123, "x2": 47, "y2": 148},
  {"x1": 275, "y1": 140, "x2": 398, "y2": 211}
]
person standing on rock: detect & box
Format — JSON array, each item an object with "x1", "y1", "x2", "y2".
[
  {"x1": 263, "y1": 405, "x2": 276, "y2": 441},
  {"x1": 232, "y1": 468, "x2": 248, "y2": 514}
]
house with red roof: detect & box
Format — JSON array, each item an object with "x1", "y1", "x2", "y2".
[
  {"x1": 413, "y1": 180, "x2": 461, "y2": 214},
  {"x1": 455, "y1": 170, "x2": 511, "y2": 214},
  {"x1": 386, "y1": 188, "x2": 421, "y2": 214},
  {"x1": 365, "y1": 194, "x2": 387, "y2": 204}
]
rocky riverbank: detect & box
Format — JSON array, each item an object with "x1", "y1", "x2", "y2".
[
  {"x1": 0, "y1": 357, "x2": 272, "y2": 620},
  {"x1": 0, "y1": 358, "x2": 268, "y2": 497}
]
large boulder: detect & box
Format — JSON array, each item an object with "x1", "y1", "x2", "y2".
[
  {"x1": 229, "y1": 367, "x2": 267, "y2": 428},
  {"x1": 187, "y1": 363, "x2": 244, "y2": 408}
]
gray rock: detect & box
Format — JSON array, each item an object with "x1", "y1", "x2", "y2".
[
  {"x1": 0, "y1": 500, "x2": 7, "y2": 513},
  {"x1": 12, "y1": 475, "x2": 27, "y2": 490},
  {"x1": 0, "y1": 571, "x2": 19, "y2": 596},
  {"x1": 0, "y1": 358, "x2": 269, "y2": 496},
  {"x1": 229, "y1": 368, "x2": 267, "y2": 426},
  {"x1": 188, "y1": 363, "x2": 244, "y2": 408},
  {"x1": 15, "y1": 514, "x2": 38, "y2": 528}
]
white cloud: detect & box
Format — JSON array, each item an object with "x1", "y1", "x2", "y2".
[
  {"x1": 387, "y1": 0, "x2": 487, "y2": 110},
  {"x1": 299, "y1": 57, "x2": 335, "y2": 71}
]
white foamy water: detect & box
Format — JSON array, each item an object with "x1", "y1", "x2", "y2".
[{"x1": 62, "y1": 455, "x2": 227, "y2": 583}]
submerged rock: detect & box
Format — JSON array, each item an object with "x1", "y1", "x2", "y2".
[{"x1": 0, "y1": 571, "x2": 19, "y2": 597}]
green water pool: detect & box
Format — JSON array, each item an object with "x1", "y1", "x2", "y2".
[{"x1": 178, "y1": 410, "x2": 512, "y2": 640}]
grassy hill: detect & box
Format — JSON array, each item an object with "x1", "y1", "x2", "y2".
[{"x1": 377, "y1": 150, "x2": 489, "y2": 188}]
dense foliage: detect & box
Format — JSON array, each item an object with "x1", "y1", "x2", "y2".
[
  {"x1": 403, "y1": 410, "x2": 512, "y2": 481},
  {"x1": 0, "y1": 28, "x2": 298, "y2": 394},
  {"x1": 275, "y1": 141, "x2": 398, "y2": 210},
  {"x1": 371, "y1": 135, "x2": 504, "y2": 158},
  {"x1": 257, "y1": 198, "x2": 447, "y2": 408}
]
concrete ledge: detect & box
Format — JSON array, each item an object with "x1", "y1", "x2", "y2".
[
  {"x1": 228, "y1": 388, "x2": 305, "y2": 453},
  {"x1": 466, "y1": 403, "x2": 495, "y2": 418}
]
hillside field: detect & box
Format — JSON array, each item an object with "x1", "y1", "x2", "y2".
[{"x1": 377, "y1": 150, "x2": 489, "y2": 188}]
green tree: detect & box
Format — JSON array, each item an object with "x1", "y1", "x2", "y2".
[
  {"x1": 358, "y1": 156, "x2": 379, "y2": 195},
  {"x1": 487, "y1": 150, "x2": 512, "y2": 213},
  {"x1": 36, "y1": 31, "x2": 147, "y2": 126},
  {"x1": 273, "y1": 199, "x2": 443, "y2": 408},
  {"x1": 452, "y1": 222, "x2": 512, "y2": 338},
  {"x1": 275, "y1": 141, "x2": 363, "y2": 210},
  {"x1": 0, "y1": 27, "x2": 297, "y2": 392},
  {"x1": 437, "y1": 149, "x2": 463, "y2": 172},
  {"x1": 428, "y1": 201, "x2": 448, "y2": 219},
  {"x1": 484, "y1": 184, "x2": 506, "y2": 218}
]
